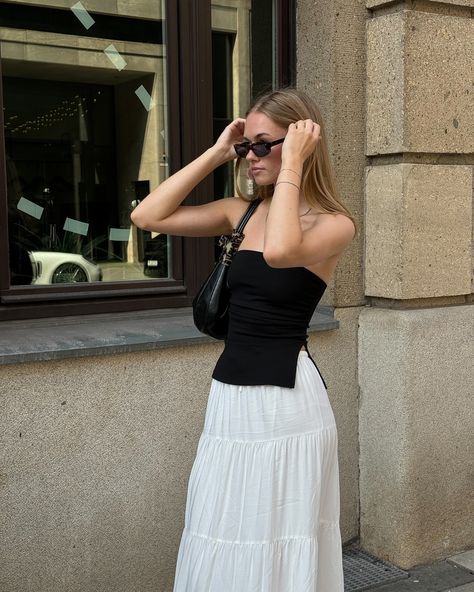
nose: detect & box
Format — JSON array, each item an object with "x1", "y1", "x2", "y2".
[{"x1": 245, "y1": 148, "x2": 259, "y2": 162}]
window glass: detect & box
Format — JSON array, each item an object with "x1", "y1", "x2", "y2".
[
  {"x1": 0, "y1": 0, "x2": 293, "y2": 312},
  {"x1": 2, "y1": 1, "x2": 169, "y2": 286}
]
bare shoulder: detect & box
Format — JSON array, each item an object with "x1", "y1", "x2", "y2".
[
  {"x1": 223, "y1": 195, "x2": 257, "y2": 230},
  {"x1": 310, "y1": 211, "x2": 356, "y2": 242}
]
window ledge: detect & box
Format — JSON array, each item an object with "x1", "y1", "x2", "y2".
[{"x1": 0, "y1": 306, "x2": 338, "y2": 366}]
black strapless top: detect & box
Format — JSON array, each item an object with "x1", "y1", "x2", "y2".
[{"x1": 211, "y1": 250, "x2": 328, "y2": 388}]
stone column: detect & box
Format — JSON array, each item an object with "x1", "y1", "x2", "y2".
[
  {"x1": 360, "y1": 0, "x2": 474, "y2": 568},
  {"x1": 297, "y1": 0, "x2": 368, "y2": 545}
]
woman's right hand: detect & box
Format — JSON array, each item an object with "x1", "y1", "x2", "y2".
[
  {"x1": 213, "y1": 118, "x2": 246, "y2": 162},
  {"x1": 131, "y1": 118, "x2": 247, "y2": 232}
]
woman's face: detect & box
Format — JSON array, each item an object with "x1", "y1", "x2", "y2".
[{"x1": 242, "y1": 111, "x2": 288, "y2": 186}]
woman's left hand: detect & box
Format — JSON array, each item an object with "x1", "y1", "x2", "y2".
[{"x1": 281, "y1": 119, "x2": 321, "y2": 165}]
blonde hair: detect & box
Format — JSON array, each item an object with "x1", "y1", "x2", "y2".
[{"x1": 235, "y1": 87, "x2": 357, "y2": 234}]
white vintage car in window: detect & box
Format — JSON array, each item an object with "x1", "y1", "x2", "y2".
[{"x1": 28, "y1": 251, "x2": 103, "y2": 284}]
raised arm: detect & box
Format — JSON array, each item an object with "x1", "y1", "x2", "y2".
[{"x1": 130, "y1": 119, "x2": 246, "y2": 237}]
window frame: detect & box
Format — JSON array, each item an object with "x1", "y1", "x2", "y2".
[{"x1": 0, "y1": 0, "x2": 296, "y2": 322}]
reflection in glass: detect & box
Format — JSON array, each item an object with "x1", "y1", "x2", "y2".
[{"x1": 2, "y1": 3, "x2": 168, "y2": 285}]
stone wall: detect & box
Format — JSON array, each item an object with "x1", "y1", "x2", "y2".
[
  {"x1": 361, "y1": 0, "x2": 474, "y2": 568},
  {"x1": 0, "y1": 316, "x2": 359, "y2": 591},
  {"x1": 298, "y1": 0, "x2": 474, "y2": 569}
]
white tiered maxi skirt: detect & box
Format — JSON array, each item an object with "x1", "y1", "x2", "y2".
[{"x1": 172, "y1": 350, "x2": 344, "y2": 592}]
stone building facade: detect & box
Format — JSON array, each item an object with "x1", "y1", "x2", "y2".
[{"x1": 0, "y1": 0, "x2": 472, "y2": 590}]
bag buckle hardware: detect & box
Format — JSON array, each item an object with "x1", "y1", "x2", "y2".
[{"x1": 218, "y1": 230, "x2": 245, "y2": 265}]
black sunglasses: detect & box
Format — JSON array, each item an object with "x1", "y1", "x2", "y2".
[{"x1": 233, "y1": 137, "x2": 285, "y2": 158}]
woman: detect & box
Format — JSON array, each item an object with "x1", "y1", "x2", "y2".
[{"x1": 131, "y1": 87, "x2": 356, "y2": 591}]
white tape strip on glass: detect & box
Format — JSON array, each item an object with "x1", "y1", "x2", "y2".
[
  {"x1": 109, "y1": 228, "x2": 131, "y2": 242},
  {"x1": 17, "y1": 197, "x2": 44, "y2": 220},
  {"x1": 63, "y1": 217, "x2": 89, "y2": 236},
  {"x1": 71, "y1": 1, "x2": 95, "y2": 30},
  {"x1": 135, "y1": 85, "x2": 155, "y2": 111},
  {"x1": 104, "y1": 44, "x2": 127, "y2": 71}
]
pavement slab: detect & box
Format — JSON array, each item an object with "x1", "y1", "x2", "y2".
[
  {"x1": 448, "y1": 551, "x2": 474, "y2": 573},
  {"x1": 448, "y1": 583, "x2": 474, "y2": 592}
]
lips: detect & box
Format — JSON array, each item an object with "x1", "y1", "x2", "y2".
[{"x1": 251, "y1": 168, "x2": 264, "y2": 175}]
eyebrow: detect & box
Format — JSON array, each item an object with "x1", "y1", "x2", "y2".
[{"x1": 242, "y1": 132, "x2": 271, "y2": 141}]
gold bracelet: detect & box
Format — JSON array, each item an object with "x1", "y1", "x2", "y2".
[
  {"x1": 275, "y1": 180, "x2": 300, "y2": 190},
  {"x1": 279, "y1": 168, "x2": 301, "y2": 178}
]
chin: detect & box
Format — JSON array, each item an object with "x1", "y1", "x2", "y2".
[{"x1": 254, "y1": 179, "x2": 275, "y2": 187}]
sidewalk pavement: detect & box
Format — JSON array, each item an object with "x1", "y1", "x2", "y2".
[{"x1": 343, "y1": 546, "x2": 474, "y2": 592}]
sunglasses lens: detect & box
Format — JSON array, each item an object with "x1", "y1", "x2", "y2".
[
  {"x1": 253, "y1": 144, "x2": 270, "y2": 157},
  {"x1": 234, "y1": 144, "x2": 249, "y2": 158},
  {"x1": 234, "y1": 141, "x2": 273, "y2": 157}
]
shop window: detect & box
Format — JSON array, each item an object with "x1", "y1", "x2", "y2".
[{"x1": 0, "y1": 0, "x2": 295, "y2": 320}]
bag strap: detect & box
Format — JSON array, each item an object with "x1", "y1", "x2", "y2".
[
  {"x1": 217, "y1": 198, "x2": 263, "y2": 265},
  {"x1": 234, "y1": 197, "x2": 263, "y2": 233}
]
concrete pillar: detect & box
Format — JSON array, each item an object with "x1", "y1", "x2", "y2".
[
  {"x1": 297, "y1": 0, "x2": 369, "y2": 546},
  {"x1": 361, "y1": 1, "x2": 474, "y2": 567},
  {"x1": 359, "y1": 306, "x2": 474, "y2": 567},
  {"x1": 298, "y1": 0, "x2": 366, "y2": 308}
]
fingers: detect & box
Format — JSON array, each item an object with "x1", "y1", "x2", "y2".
[
  {"x1": 214, "y1": 118, "x2": 247, "y2": 159},
  {"x1": 230, "y1": 117, "x2": 246, "y2": 140},
  {"x1": 283, "y1": 120, "x2": 321, "y2": 163},
  {"x1": 291, "y1": 119, "x2": 320, "y2": 133},
  {"x1": 231, "y1": 118, "x2": 246, "y2": 131},
  {"x1": 231, "y1": 117, "x2": 246, "y2": 128},
  {"x1": 293, "y1": 119, "x2": 310, "y2": 128},
  {"x1": 288, "y1": 119, "x2": 321, "y2": 143}
]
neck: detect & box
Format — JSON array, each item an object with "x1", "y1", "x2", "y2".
[{"x1": 262, "y1": 194, "x2": 311, "y2": 214}]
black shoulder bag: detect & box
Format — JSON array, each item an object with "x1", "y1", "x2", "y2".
[{"x1": 192, "y1": 198, "x2": 262, "y2": 340}]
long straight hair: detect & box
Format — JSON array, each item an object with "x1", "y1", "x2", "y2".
[{"x1": 235, "y1": 87, "x2": 357, "y2": 234}]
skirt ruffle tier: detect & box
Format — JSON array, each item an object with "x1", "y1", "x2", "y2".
[{"x1": 172, "y1": 351, "x2": 344, "y2": 592}]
